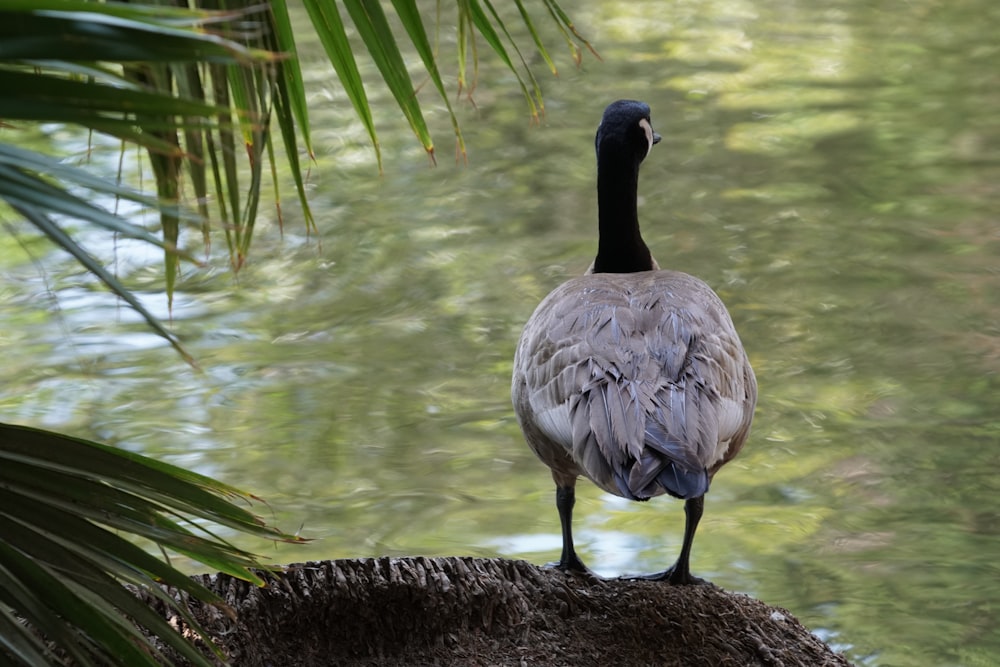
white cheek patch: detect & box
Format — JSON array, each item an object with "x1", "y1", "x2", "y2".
[{"x1": 639, "y1": 118, "x2": 655, "y2": 157}]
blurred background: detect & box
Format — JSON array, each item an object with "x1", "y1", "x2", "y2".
[{"x1": 2, "y1": 1, "x2": 998, "y2": 665}]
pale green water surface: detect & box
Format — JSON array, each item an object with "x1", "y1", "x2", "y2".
[{"x1": 2, "y1": 1, "x2": 999, "y2": 665}]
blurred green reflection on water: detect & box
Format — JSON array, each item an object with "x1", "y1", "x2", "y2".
[{"x1": 2, "y1": 0, "x2": 999, "y2": 665}]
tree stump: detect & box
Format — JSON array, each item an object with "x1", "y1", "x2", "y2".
[{"x1": 140, "y1": 557, "x2": 854, "y2": 666}]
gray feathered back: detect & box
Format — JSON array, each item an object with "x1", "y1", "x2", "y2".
[{"x1": 512, "y1": 270, "x2": 756, "y2": 501}]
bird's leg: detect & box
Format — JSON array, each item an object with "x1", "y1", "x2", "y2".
[
  {"x1": 545, "y1": 479, "x2": 598, "y2": 577},
  {"x1": 665, "y1": 495, "x2": 706, "y2": 585},
  {"x1": 622, "y1": 495, "x2": 707, "y2": 585},
  {"x1": 555, "y1": 484, "x2": 588, "y2": 571}
]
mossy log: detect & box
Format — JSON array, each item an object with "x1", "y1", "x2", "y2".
[{"x1": 140, "y1": 557, "x2": 854, "y2": 667}]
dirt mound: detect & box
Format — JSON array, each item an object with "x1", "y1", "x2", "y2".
[{"x1": 143, "y1": 557, "x2": 853, "y2": 666}]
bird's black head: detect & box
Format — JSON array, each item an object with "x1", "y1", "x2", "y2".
[{"x1": 595, "y1": 99, "x2": 662, "y2": 163}]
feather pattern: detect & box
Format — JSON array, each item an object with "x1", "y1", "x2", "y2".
[{"x1": 512, "y1": 270, "x2": 756, "y2": 501}]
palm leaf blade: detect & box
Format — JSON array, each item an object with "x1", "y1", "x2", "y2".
[
  {"x1": 0, "y1": 424, "x2": 279, "y2": 534},
  {"x1": 512, "y1": 0, "x2": 558, "y2": 75},
  {"x1": 9, "y1": 206, "x2": 193, "y2": 364},
  {"x1": 0, "y1": 609, "x2": 55, "y2": 666},
  {"x1": 0, "y1": 9, "x2": 264, "y2": 62},
  {"x1": 0, "y1": 517, "x2": 214, "y2": 667},
  {"x1": 301, "y1": 0, "x2": 382, "y2": 169},
  {"x1": 0, "y1": 158, "x2": 198, "y2": 261},
  {"x1": 389, "y1": 0, "x2": 465, "y2": 156},
  {"x1": 344, "y1": 0, "x2": 434, "y2": 159},
  {"x1": 268, "y1": 0, "x2": 313, "y2": 157},
  {"x1": 0, "y1": 422, "x2": 306, "y2": 666}
]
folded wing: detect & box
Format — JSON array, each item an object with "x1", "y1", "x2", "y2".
[{"x1": 516, "y1": 272, "x2": 756, "y2": 501}]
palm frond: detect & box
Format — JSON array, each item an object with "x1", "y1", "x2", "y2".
[
  {"x1": 303, "y1": 0, "x2": 594, "y2": 155},
  {"x1": 301, "y1": 0, "x2": 383, "y2": 169},
  {"x1": 0, "y1": 422, "x2": 307, "y2": 667},
  {"x1": 1, "y1": 0, "x2": 591, "y2": 346},
  {"x1": 344, "y1": 0, "x2": 437, "y2": 162},
  {"x1": 0, "y1": 2, "x2": 288, "y2": 331}
]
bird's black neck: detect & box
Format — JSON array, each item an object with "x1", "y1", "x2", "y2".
[{"x1": 593, "y1": 153, "x2": 654, "y2": 274}]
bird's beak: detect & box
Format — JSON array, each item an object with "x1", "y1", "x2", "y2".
[{"x1": 653, "y1": 132, "x2": 662, "y2": 145}]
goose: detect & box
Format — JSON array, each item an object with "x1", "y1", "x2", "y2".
[{"x1": 511, "y1": 100, "x2": 757, "y2": 585}]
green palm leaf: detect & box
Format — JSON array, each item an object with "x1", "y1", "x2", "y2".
[
  {"x1": 11, "y1": 203, "x2": 194, "y2": 364},
  {"x1": 301, "y1": 0, "x2": 384, "y2": 170},
  {"x1": 0, "y1": 144, "x2": 197, "y2": 247},
  {"x1": 0, "y1": 422, "x2": 305, "y2": 667},
  {"x1": 389, "y1": 0, "x2": 466, "y2": 157},
  {"x1": 540, "y1": 0, "x2": 600, "y2": 65},
  {"x1": 263, "y1": 0, "x2": 316, "y2": 233},
  {"x1": 344, "y1": 0, "x2": 436, "y2": 161},
  {"x1": 0, "y1": 8, "x2": 269, "y2": 62}
]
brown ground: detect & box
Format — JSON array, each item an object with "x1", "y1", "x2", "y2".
[{"x1": 143, "y1": 557, "x2": 854, "y2": 667}]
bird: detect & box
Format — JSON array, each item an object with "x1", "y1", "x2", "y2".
[{"x1": 511, "y1": 100, "x2": 757, "y2": 585}]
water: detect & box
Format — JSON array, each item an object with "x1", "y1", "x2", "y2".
[{"x1": 2, "y1": 0, "x2": 999, "y2": 665}]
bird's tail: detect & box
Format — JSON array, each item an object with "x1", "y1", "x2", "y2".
[
  {"x1": 613, "y1": 422, "x2": 709, "y2": 500},
  {"x1": 614, "y1": 460, "x2": 707, "y2": 501}
]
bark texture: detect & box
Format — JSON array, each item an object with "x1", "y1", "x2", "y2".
[{"x1": 140, "y1": 557, "x2": 854, "y2": 667}]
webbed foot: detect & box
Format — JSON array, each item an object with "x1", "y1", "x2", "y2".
[
  {"x1": 545, "y1": 555, "x2": 602, "y2": 580},
  {"x1": 618, "y1": 565, "x2": 707, "y2": 586}
]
